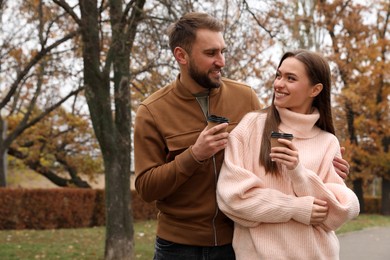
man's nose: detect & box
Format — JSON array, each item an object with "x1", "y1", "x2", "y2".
[{"x1": 214, "y1": 53, "x2": 225, "y2": 67}]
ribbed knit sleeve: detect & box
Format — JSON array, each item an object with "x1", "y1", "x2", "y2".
[
  {"x1": 216, "y1": 113, "x2": 314, "y2": 227},
  {"x1": 287, "y1": 134, "x2": 360, "y2": 231}
]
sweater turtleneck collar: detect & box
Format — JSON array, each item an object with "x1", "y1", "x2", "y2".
[{"x1": 276, "y1": 106, "x2": 321, "y2": 139}]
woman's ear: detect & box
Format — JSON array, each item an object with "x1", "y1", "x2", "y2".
[
  {"x1": 174, "y1": 47, "x2": 188, "y2": 65},
  {"x1": 310, "y1": 83, "x2": 323, "y2": 97}
]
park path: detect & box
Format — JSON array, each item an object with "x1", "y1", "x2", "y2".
[{"x1": 338, "y1": 226, "x2": 390, "y2": 260}]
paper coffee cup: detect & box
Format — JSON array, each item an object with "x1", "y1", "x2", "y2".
[
  {"x1": 270, "y1": 132, "x2": 293, "y2": 148},
  {"x1": 207, "y1": 115, "x2": 229, "y2": 134}
]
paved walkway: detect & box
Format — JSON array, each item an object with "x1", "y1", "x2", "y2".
[{"x1": 338, "y1": 226, "x2": 390, "y2": 260}]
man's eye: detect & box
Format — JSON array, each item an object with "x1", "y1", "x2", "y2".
[
  {"x1": 206, "y1": 50, "x2": 227, "y2": 56},
  {"x1": 205, "y1": 51, "x2": 215, "y2": 56}
]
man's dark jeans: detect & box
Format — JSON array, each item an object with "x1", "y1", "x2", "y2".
[{"x1": 153, "y1": 236, "x2": 235, "y2": 260}]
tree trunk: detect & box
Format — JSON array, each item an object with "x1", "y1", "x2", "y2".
[
  {"x1": 104, "y1": 155, "x2": 134, "y2": 259},
  {"x1": 381, "y1": 136, "x2": 390, "y2": 215},
  {"x1": 381, "y1": 177, "x2": 390, "y2": 215},
  {"x1": 353, "y1": 178, "x2": 365, "y2": 213},
  {"x1": 79, "y1": 0, "x2": 145, "y2": 258},
  {"x1": 0, "y1": 119, "x2": 7, "y2": 187},
  {"x1": 0, "y1": 148, "x2": 6, "y2": 187}
]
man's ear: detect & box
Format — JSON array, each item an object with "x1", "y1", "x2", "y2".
[
  {"x1": 310, "y1": 83, "x2": 323, "y2": 97},
  {"x1": 174, "y1": 47, "x2": 188, "y2": 65}
]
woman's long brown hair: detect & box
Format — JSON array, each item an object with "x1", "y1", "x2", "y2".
[{"x1": 259, "y1": 50, "x2": 335, "y2": 176}]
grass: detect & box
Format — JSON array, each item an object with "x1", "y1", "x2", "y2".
[
  {"x1": 0, "y1": 220, "x2": 156, "y2": 260},
  {"x1": 335, "y1": 213, "x2": 390, "y2": 234},
  {"x1": 1, "y1": 214, "x2": 389, "y2": 260}
]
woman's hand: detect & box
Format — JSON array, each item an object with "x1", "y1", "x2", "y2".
[
  {"x1": 269, "y1": 138, "x2": 299, "y2": 170},
  {"x1": 310, "y1": 198, "x2": 328, "y2": 224}
]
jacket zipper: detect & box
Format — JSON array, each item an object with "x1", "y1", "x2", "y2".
[
  {"x1": 195, "y1": 91, "x2": 219, "y2": 246},
  {"x1": 211, "y1": 155, "x2": 219, "y2": 246},
  {"x1": 208, "y1": 91, "x2": 219, "y2": 246}
]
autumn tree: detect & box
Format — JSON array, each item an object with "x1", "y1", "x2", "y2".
[
  {"x1": 53, "y1": 0, "x2": 147, "y2": 258},
  {"x1": 8, "y1": 107, "x2": 103, "y2": 188},
  {"x1": 0, "y1": 0, "x2": 82, "y2": 187},
  {"x1": 318, "y1": 0, "x2": 390, "y2": 214},
  {"x1": 2, "y1": 3, "x2": 387, "y2": 260}
]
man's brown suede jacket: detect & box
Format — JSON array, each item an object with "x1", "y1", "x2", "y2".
[{"x1": 134, "y1": 76, "x2": 261, "y2": 246}]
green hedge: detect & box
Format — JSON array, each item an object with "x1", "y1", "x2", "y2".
[
  {"x1": 0, "y1": 188, "x2": 157, "y2": 230},
  {"x1": 0, "y1": 188, "x2": 381, "y2": 230}
]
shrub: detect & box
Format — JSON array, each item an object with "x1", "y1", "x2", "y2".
[{"x1": 0, "y1": 188, "x2": 157, "y2": 230}]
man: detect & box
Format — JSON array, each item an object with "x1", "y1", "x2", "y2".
[{"x1": 134, "y1": 12, "x2": 350, "y2": 260}]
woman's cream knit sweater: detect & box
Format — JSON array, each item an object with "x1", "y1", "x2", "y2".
[{"x1": 216, "y1": 107, "x2": 360, "y2": 260}]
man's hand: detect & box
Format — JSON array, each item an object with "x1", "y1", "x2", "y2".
[
  {"x1": 333, "y1": 147, "x2": 350, "y2": 180},
  {"x1": 191, "y1": 123, "x2": 229, "y2": 162},
  {"x1": 310, "y1": 198, "x2": 328, "y2": 225}
]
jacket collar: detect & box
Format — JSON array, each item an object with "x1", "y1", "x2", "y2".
[{"x1": 172, "y1": 74, "x2": 222, "y2": 99}]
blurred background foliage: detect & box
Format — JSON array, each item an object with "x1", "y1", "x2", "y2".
[{"x1": 0, "y1": 0, "x2": 389, "y2": 213}]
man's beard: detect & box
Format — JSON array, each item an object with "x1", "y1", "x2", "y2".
[{"x1": 189, "y1": 59, "x2": 222, "y2": 89}]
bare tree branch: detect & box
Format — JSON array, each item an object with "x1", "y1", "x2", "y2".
[
  {"x1": 242, "y1": 0, "x2": 276, "y2": 38},
  {"x1": 0, "y1": 30, "x2": 80, "y2": 109},
  {"x1": 9, "y1": 146, "x2": 91, "y2": 188},
  {"x1": 53, "y1": 0, "x2": 82, "y2": 25},
  {"x1": 5, "y1": 86, "x2": 84, "y2": 147}
]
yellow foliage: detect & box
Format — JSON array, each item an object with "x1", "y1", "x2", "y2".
[{"x1": 8, "y1": 108, "x2": 103, "y2": 184}]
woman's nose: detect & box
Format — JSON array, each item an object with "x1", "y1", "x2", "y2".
[{"x1": 274, "y1": 78, "x2": 284, "y2": 89}]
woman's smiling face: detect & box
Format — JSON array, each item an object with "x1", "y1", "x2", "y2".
[{"x1": 273, "y1": 57, "x2": 321, "y2": 114}]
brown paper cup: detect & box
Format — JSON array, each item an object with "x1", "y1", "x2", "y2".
[
  {"x1": 270, "y1": 132, "x2": 293, "y2": 148},
  {"x1": 207, "y1": 121, "x2": 228, "y2": 134},
  {"x1": 271, "y1": 137, "x2": 289, "y2": 148},
  {"x1": 207, "y1": 115, "x2": 229, "y2": 134}
]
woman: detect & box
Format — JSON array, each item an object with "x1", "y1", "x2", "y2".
[{"x1": 216, "y1": 49, "x2": 360, "y2": 260}]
